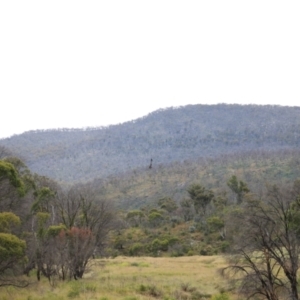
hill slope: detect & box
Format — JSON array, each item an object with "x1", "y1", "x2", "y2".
[
  {"x1": 89, "y1": 148, "x2": 300, "y2": 209},
  {"x1": 1, "y1": 104, "x2": 300, "y2": 183}
]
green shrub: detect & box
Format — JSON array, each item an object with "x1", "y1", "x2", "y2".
[
  {"x1": 148, "y1": 211, "x2": 164, "y2": 227},
  {"x1": 129, "y1": 243, "x2": 144, "y2": 256},
  {"x1": 151, "y1": 238, "x2": 169, "y2": 252},
  {"x1": 139, "y1": 284, "x2": 147, "y2": 292},
  {"x1": 46, "y1": 224, "x2": 66, "y2": 237}
]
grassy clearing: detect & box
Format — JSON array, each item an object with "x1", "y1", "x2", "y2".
[{"x1": 0, "y1": 256, "x2": 237, "y2": 300}]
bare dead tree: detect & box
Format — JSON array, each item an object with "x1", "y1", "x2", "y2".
[
  {"x1": 54, "y1": 183, "x2": 116, "y2": 279},
  {"x1": 223, "y1": 184, "x2": 300, "y2": 300}
]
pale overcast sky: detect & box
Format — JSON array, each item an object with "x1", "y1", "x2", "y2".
[{"x1": 1, "y1": 1, "x2": 299, "y2": 139}]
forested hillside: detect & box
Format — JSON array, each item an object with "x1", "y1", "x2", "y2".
[
  {"x1": 2, "y1": 104, "x2": 300, "y2": 299},
  {"x1": 89, "y1": 148, "x2": 300, "y2": 209},
  {"x1": 1, "y1": 104, "x2": 300, "y2": 183}
]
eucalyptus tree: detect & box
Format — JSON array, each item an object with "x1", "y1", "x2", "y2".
[
  {"x1": 0, "y1": 159, "x2": 28, "y2": 287},
  {"x1": 187, "y1": 184, "x2": 214, "y2": 215},
  {"x1": 0, "y1": 212, "x2": 27, "y2": 287},
  {"x1": 227, "y1": 175, "x2": 249, "y2": 204}
]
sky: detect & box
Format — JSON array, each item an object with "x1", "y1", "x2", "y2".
[{"x1": 1, "y1": 1, "x2": 300, "y2": 139}]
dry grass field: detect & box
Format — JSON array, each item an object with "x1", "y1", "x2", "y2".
[{"x1": 0, "y1": 256, "x2": 238, "y2": 300}]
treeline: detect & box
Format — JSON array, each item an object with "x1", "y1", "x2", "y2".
[
  {"x1": 0, "y1": 149, "x2": 117, "y2": 287},
  {"x1": 2, "y1": 146, "x2": 300, "y2": 299},
  {"x1": 87, "y1": 148, "x2": 300, "y2": 210},
  {"x1": 1, "y1": 104, "x2": 300, "y2": 183},
  {"x1": 108, "y1": 175, "x2": 300, "y2": 299},
  {"x1": 106, "y1": 174, "x2": 250, "y2": 258}
]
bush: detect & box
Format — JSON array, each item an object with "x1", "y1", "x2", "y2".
[
  {"x1": 139, "y1": 284, "x2": 147, "y2": 292},
  {"x1": 219, "y1": 241, "x2": 230, "y2": 252},
  {"x1": 151, "y1": 238, "x2": 169, "y2": 252},
  {"x1": 200, "y1": 245, "x2": 214, "y2": 256},
  {"x1": 167, "y1": 236, "x2": 179, "y2": 246},
  {"x1": 148, "y1": 211, "x2": 164, "y2": 227},
  {"x1": 129, "y1": 243, "x2": 144, "y2": 256}
]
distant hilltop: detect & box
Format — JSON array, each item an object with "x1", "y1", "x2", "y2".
[{"x1": 1, "y1": 104, "x2": 300, "y2": 183}]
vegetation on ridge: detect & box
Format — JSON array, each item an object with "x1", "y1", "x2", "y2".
[
  {"x1": 1, "y1": 104, "x2": 300, "y2": 183},
  {"x1": 1, "y1": 104, "x2": 300, "y2": 299}
]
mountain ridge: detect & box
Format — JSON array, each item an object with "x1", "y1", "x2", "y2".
[{"x1": 1, "y1": 104, "x2": 300, "y2": 183}]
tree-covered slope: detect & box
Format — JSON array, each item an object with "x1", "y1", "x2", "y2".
[
  {"x1": 1, "y1": 104, "x2": 300, "y2": 183},
  {"x1": 89, "y1": 148, "x2": 300, "y2": 210}
]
